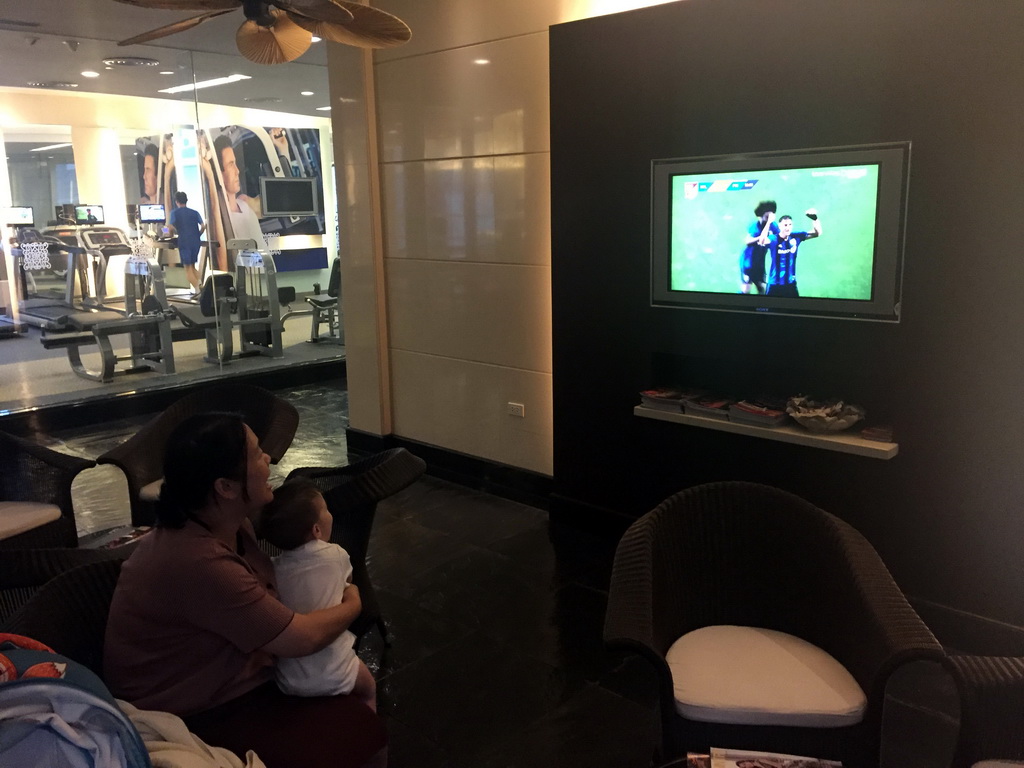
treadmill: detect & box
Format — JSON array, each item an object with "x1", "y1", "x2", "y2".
[{"x1": 11, "y1": 227, "x2": 122, "y2": 331}]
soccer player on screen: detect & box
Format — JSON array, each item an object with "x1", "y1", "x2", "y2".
[
  {"x1": 740, "y1": 200, "x2": 778, "y2": 294},
  {"x1": 760, "y1": 209, "x2": 822, "y2": 297}
]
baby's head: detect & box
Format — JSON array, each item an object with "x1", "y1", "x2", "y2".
[{"x1": 258, "y1": 478, "x2": 332, "y2": 550}]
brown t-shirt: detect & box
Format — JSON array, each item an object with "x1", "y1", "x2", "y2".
[{"x1": 103, "y1": 519, "x2": 294, "y2": 716}]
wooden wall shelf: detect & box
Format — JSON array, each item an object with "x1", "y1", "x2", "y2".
[{"x1": 634, "y1": 405, "x2": 898, "y2": 460}]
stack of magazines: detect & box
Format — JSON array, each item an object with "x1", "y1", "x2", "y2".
[
  {"x1": 639, "y1": 388, "x2": 687, "y2": 411},
  {"x1": 683, "y1": 393, "x2": 735, "y2": 420},
  {"x1": 729, "y1": 397, "x2": 789, "y2": 427},
  {"x1": 687, "y1": 747, "x2": 842, "y2": 767}
]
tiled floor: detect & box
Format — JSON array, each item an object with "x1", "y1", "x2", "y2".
[{"x1": 31, "y1": 378, "x2": 962, "y2": 768}]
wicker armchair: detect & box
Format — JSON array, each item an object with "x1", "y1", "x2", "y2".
[
  {"x1": 604, "y1": 481, "x2": 943, "y2": 768},
  {"x1": 943, "y1": 654, "x2": 1024, "y2": 767},
  {"x1": 0, "y1": 547, "x2": 128, "y2": 629},
  {"x1": 281, "y1": 448, "x2": 427, "y2": 641},
  {"x1": 0, "y1": 430, "x2": 95, "y2": 549},
  {"x1": 2, "y1": 558, "x2": 123, "y2": 678},
  {"x1": 97, "y1": 384, "x2": 300, "y2": 526}
]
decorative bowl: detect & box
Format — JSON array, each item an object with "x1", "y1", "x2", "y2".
[{"x1": 786, "y1": 396, "x2": 866, "y2": 433}]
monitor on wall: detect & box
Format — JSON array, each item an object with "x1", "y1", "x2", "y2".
[
  {"x1": 139, "y1": 204, "x2": 166, "y2": 223},
  {"x1": 4, "y1": 206, "x2": 34, "y2": 228},
  {"x1": 650, "y1": 142, "x2": 910, "y2": 322},
  {"x1": 74, "y1": 205, "x2": 105, "y2": 225},
  {"x1": 259, "y1": 176, "x2": 319, "y2": 217}
]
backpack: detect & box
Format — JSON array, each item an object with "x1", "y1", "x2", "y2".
[{"x1": 0, "y1": 633, "x2": 151, "y2": 767}]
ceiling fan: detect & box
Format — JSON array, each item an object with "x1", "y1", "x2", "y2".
[{"x1": 114, "y1": 0, "x2": 411, "y2": 65}]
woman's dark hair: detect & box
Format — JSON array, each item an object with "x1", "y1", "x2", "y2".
[
  {"x1": 155, "y1": 412, "x2": 249, "y2": 528},
  {"x1": 258, "y1": 478, "x2": 323, "y2": 550}
]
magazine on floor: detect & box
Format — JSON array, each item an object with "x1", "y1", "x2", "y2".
[{"x1": 686, "y1": 748, "x2": 842, "y2": 767}]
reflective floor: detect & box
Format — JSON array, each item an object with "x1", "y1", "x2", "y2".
[{"x1": 32, "y1": 379, "x2": 959, "y2": 768}]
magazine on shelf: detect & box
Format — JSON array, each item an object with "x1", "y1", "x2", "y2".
[
  {"x1": 729, "y1": 398, "x2": 789, "y2": 427},
  {"x1": 683, "y1": 394, "x2": 735, "y2": 420},
  {"x1": 685, "y1": 747, "x2": 841, "y2": 767},
  {"x1": 640, "y1": 388, "x2": 686, "y2": 411}
]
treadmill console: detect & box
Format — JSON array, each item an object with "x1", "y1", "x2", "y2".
[{"x1": 83, "y1": 230, "x2": 129, "y2": 248}]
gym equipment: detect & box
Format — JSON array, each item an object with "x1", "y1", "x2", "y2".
[
  {"x1": 306, "y1": 256, "x2": 342, "y2": 344},
  {"x1": 39, "y1": 254, "x2": 176, "y2": 383}
]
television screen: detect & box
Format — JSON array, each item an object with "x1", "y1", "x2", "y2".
[
  {"x1": 4, "y1": 206, "x2": 34, "y2": 228},
  {"x1": 260, "y1": 176, "x2": 319, "y2": 217},
  {"x1": 651, "y1": 142, "x2": 909, "y2": 322},
  {"x1": 74, "y1": 205, "x2": 105, "y2": 225},
  {"x1": 139, "y1": 204, "x2": 166, "y2": 223}
]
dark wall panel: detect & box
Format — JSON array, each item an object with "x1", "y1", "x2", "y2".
[{"x1": 550, "y1": 0, "x2": 1024, "y2": 625}]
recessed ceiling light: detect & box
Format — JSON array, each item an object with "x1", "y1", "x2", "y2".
[
  {"x1": 31, "y1": 143, "x2": 72, "y2": 152},
  {"x1": 81, "y1": 70, "x2": 99, "y2": 78},
  {"x1": 316, "y1": 106, "x2": 331, "y2": 111},
  {"x1": 159, "y1": 70, "x2": 174, "y2": 75},
  {"x1": 102, "y1": 56, "x2": 159, "y2": 67},
  {"x1": 311, "y1": 36, "x2": 322, "y2": 43},
  {"x1": 26, "y1": 81, "x2": 78, "y2": 89},
  {"x1": 159, "y1": 74, "x2": 251, "y2": 94},
  {"x1": 301, "y1": 91, "x2": 314, "y2": 96},
  {"x1": 474, "y1": 58, "x2": 490, "y2": 65}
]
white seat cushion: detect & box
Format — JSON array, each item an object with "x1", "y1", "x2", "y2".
[
  {"x1": 0, "y1": 501, "x2": 62, "y2": 541},
  {"x1": 139, "y1": 478, "x2": 164, "y2": 502},
  {"x1": 665, "y1": 625, "x2": 866, "y2": 727}
]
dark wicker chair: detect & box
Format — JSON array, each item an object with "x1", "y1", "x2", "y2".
[
  {"x1": 943, "y1": 654, "x2": 1024, "y2": 767},
  {"x1": 3, "y1": 558, "x2": 123, "y2": 679},
  {"x1": 0, "y1": 430, "x2": 95, "y2": 549},
  {"x1": 96, "y1": 384, "x2": 300, "y2": 526},
  {"x1": 278, "y1": 448, "x2": 427, "y2": 642},
  {"x1": 604, "y1": 481, "x2": 943, "y2": 768},
  {"x1": 0, "y1": 547, "x2": 128, "y2": 627}
]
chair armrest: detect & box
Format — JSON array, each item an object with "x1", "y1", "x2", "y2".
[
  {"x1": 944, "y1": 654, "x2": 1024, "y2": 766},
  {"x1": 0, "y1": 431, "x2": 95, "y2": 514}
]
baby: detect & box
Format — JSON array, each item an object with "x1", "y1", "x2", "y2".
[{"x1": 258, "y1": 478, "x2": 376, "y2": 711}]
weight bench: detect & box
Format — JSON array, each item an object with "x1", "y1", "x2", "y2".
[{"x1": 40, "y1": 313, "x2": 175, "y2": 383}]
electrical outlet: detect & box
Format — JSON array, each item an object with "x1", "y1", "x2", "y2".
[{"x1": 507, "y1": 402, "x2": 525, "y2": 418}]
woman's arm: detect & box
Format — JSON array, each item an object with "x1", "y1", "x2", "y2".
[{"x1": 261, "y1": 583, "x2": 362, "y2": 658}]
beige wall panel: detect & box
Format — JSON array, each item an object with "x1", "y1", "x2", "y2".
[
  {"x1": 375, "y1": 0, "x2": 680, "y2": 62},
  {"x1": 391, "y1": 349, "x2": 553, "y2": 475},
  {"x1": 382, "y1": 153, "x2": 550, "y2": 266},
  {"x1": 329, "y1": 44, "x2": 388, "y2": 435},
  {"x1": 376, "y1": 33, "x2": 550, "y2": 163},
  {"x1": 387, "y1": 259, "x2": 552, "y2": 373}
]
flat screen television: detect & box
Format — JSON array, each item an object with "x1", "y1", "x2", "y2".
[
  {"x1": 4, "y1": 206, "x2": 34, "y2": 228},
  {"x1": 651, "y1": 142, "x2": 909, "y2": 322},
  {"x1": 260, "y1": 176, "x2": 319, "y2": 217},
  {"x1": 139, "y1": 203, "x2": 166, "y2": 223},
  {"x1": 74, "y1": 205, "x2": 105, "y2": 225}
]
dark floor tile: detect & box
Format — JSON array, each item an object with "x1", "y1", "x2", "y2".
[
  {"x1": 356, "y1": 588, "x2": 466, "y2": 679},
  {"x1": 378, "y1": 630, "x2": 588, "y2": 759},
  {"x1": 487, "y1": 524, "x2": 603, "y2": 590},
  {"x1": 366, "y1": 517, "x2": 477, "y2": 595},
  {"x1": 382, "y1": 712, "x2": 453, "y2": 768},
  {"x1": 472, "y1": 682, "x2": 659, "y2": 768}
]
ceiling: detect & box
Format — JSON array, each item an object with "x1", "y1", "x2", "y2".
[{"x1": 0, "y1": 0, "x2": 341, "y2": 117}]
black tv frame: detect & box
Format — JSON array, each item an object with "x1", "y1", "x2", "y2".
[
  {"x1": 5, "y1": 206, "x2": 34, "y2": 228},
  {"x1": 74, "y1": 204, "x2": 105, "y2": 225},
  {"x1": 650, "y1": 142, "x2": 910, "y2": 323},
  {"x1": 259, "y1": 176, "x2": 320, "y2": 217},
  {"x1": 139, "y1": 203, "x2": 166, "y2": 224}
]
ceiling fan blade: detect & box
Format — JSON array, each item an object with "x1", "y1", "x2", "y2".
[
  {"x1": 289, "y1": 1, "x2": 410, "y2": 49},
  {"x1": 119, "y1": 8, "x2": 235, "y2": 46},
  {"x1": 112, "y1": 0, "x2": 240, "y2": 10},
  {"x1": 275, "y1": 0, "x2": 352, "y2": 24},
  {"x1": 236, "y1": 9, "x2": 312, "y2": 65}
]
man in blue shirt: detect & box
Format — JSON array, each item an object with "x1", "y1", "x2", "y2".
[
  {"x1": 740, "y1": 200, "x2": 778, "y2": 294},
  {"x1": 168, "y1": 191, "x2": 206, "y2": 295},
  {"x1": 761, "y1": 209, "x2": 822, "y2": 298}
]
